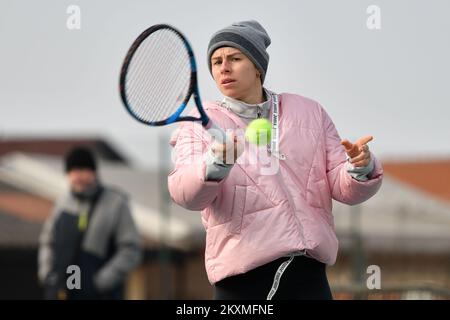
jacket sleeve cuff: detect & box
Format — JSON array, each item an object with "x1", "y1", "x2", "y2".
[
  {"x1": 205, "y1": 147, "x2": 234, "y2": 181},
  {"x1": 345, "y1": 154, "x2": 375, "y2": 182}
]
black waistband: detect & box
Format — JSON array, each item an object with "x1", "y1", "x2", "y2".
[
  {"x1": 217, "y1": 255, "x2": 325, "y2": 287},
  {"x1": 214, "y1": 255, "x2": 331, "y2": 300}
]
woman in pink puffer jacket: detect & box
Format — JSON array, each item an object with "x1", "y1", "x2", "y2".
[{"x1": 168, "y1": 20, "x2": 383, "y2": 300}]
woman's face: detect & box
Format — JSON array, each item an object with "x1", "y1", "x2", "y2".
[{"x1": 211, "y1": 47, "x2": 262, "y2": 103}]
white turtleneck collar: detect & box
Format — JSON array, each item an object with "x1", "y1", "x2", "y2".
[{"x1": 220, "y1": 88, "x2": 273, "y2": 120}]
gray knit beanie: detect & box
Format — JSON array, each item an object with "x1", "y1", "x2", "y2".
[{"x1": 207, "y1": 20, "x2": 271, "y2": 83}]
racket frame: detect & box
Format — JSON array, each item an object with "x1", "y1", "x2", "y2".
[{"x1": 119, "y1": 24, "x2": 211, "y2": 127}]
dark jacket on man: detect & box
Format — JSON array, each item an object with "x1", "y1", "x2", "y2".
[{"x1": 38, "y1": 185, "x2": 142, "y2": 300}]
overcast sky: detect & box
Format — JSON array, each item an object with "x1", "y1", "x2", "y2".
[{"x1": 0, "y1": 0, "x2": 449, "y2": 168}]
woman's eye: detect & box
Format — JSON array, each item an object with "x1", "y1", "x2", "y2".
[
  {"x1": 232, "y1": 57, "x2": 240, "y2": 61},
  {"x1": 213, "y1": 60, "x2": 222, "y2": 65}
]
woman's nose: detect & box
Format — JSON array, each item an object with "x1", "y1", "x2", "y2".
[{"x1": 220, "y1": 60, "x2": 230, "y2": 73}]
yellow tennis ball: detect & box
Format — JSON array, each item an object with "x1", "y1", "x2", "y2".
[{"x1": 245, "y1": 118, "x2": 272, "y2": 146}]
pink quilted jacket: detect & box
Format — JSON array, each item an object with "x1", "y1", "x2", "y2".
[{"x1": 168, "y1": 93, "x2": 383, "y2": 284}]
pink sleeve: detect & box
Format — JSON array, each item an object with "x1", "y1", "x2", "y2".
[
  {"x1": 167, "y1": 121, "x2": 224, "y2": 211},
  {"x1": 320, "y1": 104, "x2": 383, "y2": 205}
]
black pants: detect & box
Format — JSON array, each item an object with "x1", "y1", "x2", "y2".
[{"x1": 214, "y1": 255, "x2": 333, "y2": 300}]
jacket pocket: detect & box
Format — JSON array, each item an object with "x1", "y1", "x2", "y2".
[{"x1": 228, "y1": 185, "x2": 247, "y2": 234}]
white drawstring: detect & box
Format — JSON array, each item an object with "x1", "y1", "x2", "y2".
[{"x1": 266, "y1": 250, "x2": 307, "y2": 300}]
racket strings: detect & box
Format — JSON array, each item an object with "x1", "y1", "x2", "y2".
[
  {"x1": 133, "y1": 32, "x2": 178, "y2": 110},
  {"x1": 150, "y1": 33, "x2": 190, "y2": 120},
  {"x1": 129, "y1": 31, "x2": 187, "y2": 121},
  {"x1": 129, "y1": 33, "x2": 173, "y2": 119},
  {"x1": 128, "y1": 31, "x2": 181, "y2": 120},
  {"x1": 124, "y1": 28, "x2": 191, "y2": 123}
]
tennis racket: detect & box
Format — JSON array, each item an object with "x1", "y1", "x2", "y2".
[{"x1": 119, "y1": 24, "x2": 227, "y2": 142}]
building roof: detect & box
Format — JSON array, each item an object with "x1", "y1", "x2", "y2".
[
  {"x1": 0, "y1": 137, "x2": 128, "y2": 163},
  {"x1": 382, "y1": 159, "x2": 450, "y2": 204},
  {"x1": 0, "y1": 192, "x2": 51, "y2": 223},
  {"x1": 333, "y1": 159, "x2": 450, "y2": 253}
]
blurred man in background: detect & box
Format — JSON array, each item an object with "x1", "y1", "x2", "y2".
[{"x1": 38, "y1": 147, "x2": 142, "y2": 300}]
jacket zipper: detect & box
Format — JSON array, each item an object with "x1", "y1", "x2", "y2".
[
  {"x1": 275, "y1": 157, "x2": 307, "y2": 249},
  {"x1": 268, "y1": 99, "x2": 307, "y2": 248}
]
